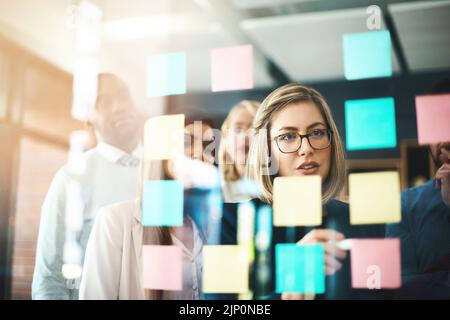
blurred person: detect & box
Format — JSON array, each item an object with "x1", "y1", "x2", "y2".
[
  {"x1": 212, "y1": 100, "x2": 261, "y2": 299},
  {"x1": 386, "y1": 80, "x2": 450, "y2": 299},
  {"x1": 219, "y1": 100, "x2": 260, "y2": 258},
  {"x1": 246, "y1": 83, "x2": 385, "y2": 300},
  {"x1": 182, "y1": 116, "x2": 222, "y2": 244},
  {"x1": 79, "y1": 147, "x2": 218, "y2": 299},
  {"x1": 32, "y1": 73, "x2": 142, "y2": 299},
  {"x1": 387, "y1": 142, "x2": 450, "y2": 299},
  {"x1": 218, "y1": 100, "x2": 260, "y2": 248},
  {"x1": 218, "y1": 100, "x2": 260, "y2": 203}
]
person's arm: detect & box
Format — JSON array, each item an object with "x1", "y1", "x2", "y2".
[
  {"x1": 32, "y1": 169, "x2": 71, "y2": 300},
  {"x1": 297, "y1": 229, "x2": 347, "y2": 276},
  {"x1": 385, "y1": 193, "x2": 420, "y2": 282},
  {"x1": 79, "y1": 206, "x2": 123, "y2": 300},
  {"x1": 436, "y1": 164, "x2": 450, "y2": 207}
]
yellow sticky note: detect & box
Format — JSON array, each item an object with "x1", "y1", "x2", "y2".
[
  {"x1": 349, "y1": 171, "x2": 401, "y2": 225},
  {"x1": 202, "y1": 245, "x2": 249, "y2": 293},
  {"x1": 144, "y1": 114, "x2": 185, "y2": 160},
  {"x1": 273, "y1": 176, "x2": 322, "y2": 226}
]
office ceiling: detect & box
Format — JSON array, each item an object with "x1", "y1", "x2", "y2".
[{"x1": 0, "y1": 0, "x2": 449, "y2": 97}]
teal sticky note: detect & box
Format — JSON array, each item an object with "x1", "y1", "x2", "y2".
[
  {"x1": 345, "y1": 97, "x2": 397, "y2": 151},
  {"x1": 142, "y1": 180, "x2": 183, "y2": 226},
  {"x1": 146, "y1": 52, "x2": 186, "y2": 96},
  {"x1": 275, "y1": 244, "x2": 325, "y2": 294},
  {"x1": 343, "y1": 30, "x2": 392, "y2": 80}
]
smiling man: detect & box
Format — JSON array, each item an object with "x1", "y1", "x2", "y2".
[{"x1": 32, "y1": 74, "x2": 142, "y2": 299}]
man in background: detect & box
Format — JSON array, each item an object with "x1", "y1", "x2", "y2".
[{"x1": 32, "y1": 74, "x2": 142, "y2": 299}]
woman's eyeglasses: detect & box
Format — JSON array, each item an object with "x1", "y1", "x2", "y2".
[{"x1": 273, "y1": 128, "x2": 332, "y2": 153}]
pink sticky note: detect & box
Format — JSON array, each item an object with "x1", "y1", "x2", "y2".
[
  {"x1": 211, "y1": 44, "x2": 253, "y2": 92},
  {"x1": 142, "y1": 245, "x2": 182, "y2": 291},
  {"x1": 350, "y1": 238, "x2": 401, "y2": 289},
  {"x1": 416, "y1": 94, "x2": 450, "y2": 145}
]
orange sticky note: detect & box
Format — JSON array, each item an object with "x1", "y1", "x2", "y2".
[
  {"x1": 142, "y1": 245, "x2": 182, "y2": 291},
  {"x1": 350, "y1": 238, "x2": 401, "y2": 289},
  {"x1": 210, "y1": 45, "x2": 253, "y2": 92},
  {"x1": 415, "y1": 94, "x2": 450, "y2": 145}
]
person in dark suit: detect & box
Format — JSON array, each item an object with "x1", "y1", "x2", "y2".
[{"x1": 386, "y1": 81, "x2": 450, "y2": 300}]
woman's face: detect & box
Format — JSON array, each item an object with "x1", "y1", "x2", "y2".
[
  {"x1": 225, "y1": 108, "x2": 254, "y2": 165},
  {"x1": 184, "y1": 122, "x2": 215, "y2": 165},
  {"x1": 270, "y1": 101, "x2": 331, "y2": 181}
]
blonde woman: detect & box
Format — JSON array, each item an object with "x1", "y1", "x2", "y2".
[
  {"x1": 215, "y1": 100, "x2": 261, "y2": 299},
  {"x1": 246, "y1": 83, "x2": 385, "y2": 300},
  {"x1": 218, "y1": 100, "x2": 260, "y2": 203}
]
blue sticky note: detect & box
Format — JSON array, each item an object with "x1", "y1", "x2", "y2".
[
  {"x1": 146, "y1": 52, "x2": 186, "y2": 96},
  {"x1": 345, "y1": 97, "x2": 397, "y2": 151},
  {"x1": 142, "y1": 180, "x2": 183, "y2": 226},
  {"x1": 343, "y1": 30, "x2": 392, "y2": 80},
  {"x1": 275, "y1": 244, "x2": 325, "y2": 294}
]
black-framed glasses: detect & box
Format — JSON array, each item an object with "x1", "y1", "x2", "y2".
[{"x1": 273, "y1": 128, "x2": 332, "y2": 153}]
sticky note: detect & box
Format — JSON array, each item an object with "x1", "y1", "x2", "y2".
[
  {"x1": 275, "y1": 244, "x2": 325, "y2": 294},
  {"x1": 202, "y1": 245, "x2": 249, "y2": 293},
  {"x1": 345, "y1": 97, "x2": 397, "y2": 150},
  {"x1": 349, "y1": 171, "x2": 401, "y2": 225},
  {"x1": 415, "y1": 94, "x2": 450, "y2": 145},
  {"x1": 343, "y1": 30, "x2": 392, "y2": 80},
  {"x1": 144, "y1": 114, "x2": 185, "y2": 160},
  {"x1": 142, "y1": 180, "x2": 183, "y2": 226},
  {"x1": 146, "y1": 52, "x2": 186, "y2": 96},
  {"x1": 350, "y1": 238, "x2": 401, "y2": 289},
  {"x1": 273, "y1": 176, "x2": 322, "y2": 226},
  {"x1": 142, "y1": 245, "x2": 182, "y2": 290},
  {"x1": 211, "y1": 45, "x2": 253, "y2": 92}
]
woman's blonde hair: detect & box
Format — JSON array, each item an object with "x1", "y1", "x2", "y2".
[
  {"x1": 139, "y1": 159, "x2": 173, "y2": 300},
  {"x1": 218, "y1": 100, "x2": 260, "y2": 181},
  {"x1": 246, "y1": 83, "x2": 346, "y2": 204}
]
